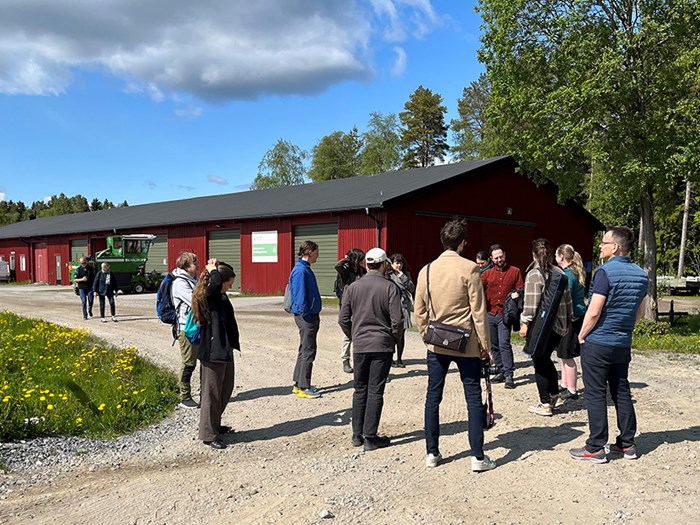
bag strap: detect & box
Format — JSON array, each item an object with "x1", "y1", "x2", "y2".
[
  {"x1": 484, "y1": 365, "x2": 495, "y2": 429},
  {"x1": 426, "y1": 263, "x2": 437, "y2": 320}
]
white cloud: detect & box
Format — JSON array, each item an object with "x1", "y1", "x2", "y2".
[
  {"x1": 0, "y1": 191, "x2": 6, "y2": 202},
  {"x1": 208, "y1": 174, "x2": 228, "y2": 185},
  {"x1": 391, "y1": 47, "x2": 407, "y2": 76},
  {"x1": 0, "y1": 1, "x2": 440, "y2": 101}
]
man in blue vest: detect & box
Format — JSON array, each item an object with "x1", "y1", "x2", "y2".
[{"x1": 570, "y1": 227, "x2": 648, "y2": 463}]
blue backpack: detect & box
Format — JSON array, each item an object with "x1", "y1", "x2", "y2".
[{"x1": 156, "y1": 273, "x2": 182, "y2": 325}]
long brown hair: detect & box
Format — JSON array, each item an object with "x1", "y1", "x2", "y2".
[
  {"x1": 191, "y1": 262, "x2": 236, "y2": 325},
  {"x1": 532, "y1": 238, "x2": 553, "y2": 271},
  {"x1": 556, "y1": 244, "x2": 585, "y2": 286}
]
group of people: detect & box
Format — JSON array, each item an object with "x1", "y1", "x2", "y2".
[
  {"x1": 287, "y1": 220, "x2": 649, "y2": 469},
  {"x1": 75, "y1": 220, "x2": 649, "y2": 467},
  {"x1": 74, "y1": 258, "x2": 119, "y2": 322}
]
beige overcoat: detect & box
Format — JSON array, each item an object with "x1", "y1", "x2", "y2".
[{"x1": 414, "y1": 250, "x2": 491, "y2": 358}]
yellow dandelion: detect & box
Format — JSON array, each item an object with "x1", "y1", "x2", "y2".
[
  {"x1": 98, "y1": 403, "x2": 106, "y2": 411},
  {"x1": 47, "y1": 404, "x2": 54, "y2": 410},
  {"x1": 2, "y1": 396, "x2": 10, "y2": 403},
  {"x1": 116, "y1": 404, "x2": 122, "y2": 409},
  {"x1": 40, "y1": 396, "x2": 46, "y2": 401},
  {"x1": 76, "y1": 417, "x2": 83, "y2": 423}
]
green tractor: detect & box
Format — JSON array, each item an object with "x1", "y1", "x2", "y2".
[{"x1": 69, "y1": 234, "x2": 164, "y2": 293}]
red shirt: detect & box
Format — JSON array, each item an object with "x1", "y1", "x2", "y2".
[{"x1": 481, "y1": 264, "x2": 524, "y2": 315}]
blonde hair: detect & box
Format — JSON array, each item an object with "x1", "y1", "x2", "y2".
[{"x1": 556, "y1": 244, "x2": 585, "y2": 286}]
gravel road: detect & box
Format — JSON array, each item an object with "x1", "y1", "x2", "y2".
[{"x1": 0, "y1": 285, "x2": 699, "y2": 525}]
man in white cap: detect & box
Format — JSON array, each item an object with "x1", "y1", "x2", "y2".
[{"x1": 339, "y1": 247, "x2": 403, "y2": 452}]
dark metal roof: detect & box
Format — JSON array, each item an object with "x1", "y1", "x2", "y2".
[
  {"x1": 0, "y1": 157, "x2": 513, "y2": 239},
  {"x1": 0, "y1": 156, "x2": 602, "y2": 238}
]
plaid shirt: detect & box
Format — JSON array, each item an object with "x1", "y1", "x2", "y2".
[{"x1": 520, "y1": 264, "x2": 572, "y2": 336}]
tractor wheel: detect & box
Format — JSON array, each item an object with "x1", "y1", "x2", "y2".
[{"x1": 133, "y1": 282, "x2": 146, "y2": 294}]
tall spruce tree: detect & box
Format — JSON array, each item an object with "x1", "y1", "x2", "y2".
[{"x1": 399, "y1": 86, "x2": 449, "y2": 168}]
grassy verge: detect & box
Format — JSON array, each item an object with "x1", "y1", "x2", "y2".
[{"x1": 0, "y1": 312, "x2": 178, "y2": 441}]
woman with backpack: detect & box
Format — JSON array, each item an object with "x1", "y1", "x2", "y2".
[
  {"x1": 555, "y1": 244, "x2": 587, "y2": 403},
  {"x1": 519, "y1": 238, "x2": 573, "y2": 416},
  {"x1": 191, "y1": 258, "x2": 240, "y2": 449},
  {"x1": 388, "y1": 253, "x2": 415, "y2": 368}
]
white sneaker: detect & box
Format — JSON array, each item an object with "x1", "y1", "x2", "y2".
[
  {"x1": 426, "y1": 453, "x2": 442, "y2": 468},
  {"x1": 471, "y1": 455, "x2": 497, "y2": 472},
  {"x1": 101, "y1": 318, "x2": 107, "y2": 323},
  {"x1": 528, "y1": 402, "x2": 553, "y2": 416},
  {"x1": 111, "y1": 316, "x2": 117, "y2": 322}
]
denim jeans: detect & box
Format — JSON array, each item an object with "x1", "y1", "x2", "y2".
[
  {"x1": 293, "y1": 314, "x2": 320, "y2": 389},
  {"x1": 488, "y1": 313, "x2": 514, "y2": 376},
  {"x1": 424, "y1": 351, "x2": 484, "y2": 458},
  {"x1": 352, "y1": 352, "x2": 393, "y2": 437},
  {"x1": 79, "y1": 288, "x2": 94, "y2": 319},
  {"x1": 581, "y1": 341, "x2": 636, "y2": 452}
]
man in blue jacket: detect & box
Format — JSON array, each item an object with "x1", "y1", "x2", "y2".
[
  {"x1": 570, "y1": 226, "x2": 648, "y2": 463},
  {"x1": 289, "y1": 240, "x2": 323, "y2": 399}
]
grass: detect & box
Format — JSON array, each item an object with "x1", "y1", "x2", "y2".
[{"x1": 0, "y1": 311, "x2": 179, "y2": 441}]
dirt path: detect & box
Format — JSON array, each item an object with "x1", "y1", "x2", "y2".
[{"x1": 1, "y1": 285, "x2": 699, "y2": 525}]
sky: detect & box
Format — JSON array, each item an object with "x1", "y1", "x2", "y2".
[{"x1": 0, "y1": 0, "x2": 486, "y2": 207}]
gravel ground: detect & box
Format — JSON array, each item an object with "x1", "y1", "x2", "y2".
[{"x1": 0, "y1": 285, "x2": 699, "y2": 525}]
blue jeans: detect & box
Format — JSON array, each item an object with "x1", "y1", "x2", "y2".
[
  {"x1": 352, "y1": 352, "x2": 393, "y2": 437},
  {"x1": 488, "y1": 313, "x2": 514, "y2": 377},
  {"x1": 293, "y1": 314, "x2": 320, "y2": 389},
  {"x1": 79, "y1": 288, "x2": 94, "y2": 319},
  {"x1": 424, "y1": 351, "x2": 484, "y2": 458},
  {"x1": 581, "y1": 342, "x2": 637, "y2": 452}
]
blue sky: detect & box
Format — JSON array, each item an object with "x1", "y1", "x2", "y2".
[{"x1": 0, "y1": 1, "x2": 485, "y2": 207}]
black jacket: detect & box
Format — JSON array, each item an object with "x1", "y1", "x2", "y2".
[
  {"x1": 74, "y1": 264, "x2": 95, "y2": 291},
  {"x1": 93, "y1": 271, "x2": 118, "y2": 296},
  {"x1": 503, "y1": 288, "x2": 524, "y2": 330},
  {"x1": 197, "y1": 269, "x2": 240, "y2": 363}
]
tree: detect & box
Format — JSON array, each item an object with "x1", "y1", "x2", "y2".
[
  {"x1": 451, "y1": 74, "x2": 500, "y2": 160},
  {"x1": 478, "y1": 0, "x2": 700, "y2": 318},
  {"x1": 399, "y1": 86, "x2": 449, "y2": 168},
  {"x1": 359, "y1": 112, "x2": 402, "y2": 175},
  {"x1": 90, "y1": 198, "x2": 103, "y2": 211},
  {"x1": 308, "y1": 128, "x2": 363, "y2": 182},
  {"x1": 250, "y1": 139, "x2": 308, "y2": 190}
]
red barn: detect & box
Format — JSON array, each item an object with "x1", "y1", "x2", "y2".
[{"x1": 0, "y1": 157, "x2": 604, "y2": 293}]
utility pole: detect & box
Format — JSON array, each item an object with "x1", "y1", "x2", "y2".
[{"x1": 677, "y1": 178, "x2": 692, "y2": 278}]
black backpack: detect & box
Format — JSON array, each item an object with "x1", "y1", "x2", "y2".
[
  {"x1": 522, "y1": 269, "x2": 568, "y2": 358},
  {"x1": 333, "y1": 273, "x2": 344, "y2": 300}
]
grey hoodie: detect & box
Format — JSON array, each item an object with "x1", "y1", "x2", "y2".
[{"x1": 171, "y1": 267, "x2": 197, "y2": 327}]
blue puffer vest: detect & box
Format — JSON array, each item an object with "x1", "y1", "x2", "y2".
[{"x1": 587, "y1": 256, "x2": 648, "y2": 349}]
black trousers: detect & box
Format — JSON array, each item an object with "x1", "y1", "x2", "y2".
[
  {"x1": 293, "y1": 314, "x2": 320, "y2": 389},
  {"x1": 352, "y1": 352, "x2": 393, "y2": 438},
  {"x1": 532, "y1": 333, "x2": 562, "y2": 404}
]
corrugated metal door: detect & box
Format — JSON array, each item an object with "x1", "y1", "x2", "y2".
[
  {"x1": 146, "y1": 234, "x2": 168, "y2": 274},
  {"x1": 207, "y1": 230, "x2": 241, "y2": 292},
  {"x1": 293, "y1": 223, "x2": 338, "y2": 295},
  {"x1": 70, "y1": 239, "x2": 88, "y2": 262}
]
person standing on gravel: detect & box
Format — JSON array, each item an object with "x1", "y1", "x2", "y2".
[
  {"x1": 289, "y1": 241, "x2": 323, "y2": 399},
  {"x1": 569, "y1": 227, "x2": 648, "y2": 463},
  {"x1": 335, "y1": 248, "x2": 366, "y2": 374},
  {"x1": 93, "y1": 262, "x2": 118, "y2": 322},
  {"x1": 171, "y1": 251, "x2": 200, "y2": 409},
  {"x1": 192, "y1": 259, "x2": 240, "y2": 450},
  {"x1": 74, "y1": 257, "x2": 95, "y2": 320},
  {"x1": 339, "y1": 247, "x2": 402, "y2": 452},
  {"x1": 414, "y1": 220, "x2": 496, "y2": 472}
]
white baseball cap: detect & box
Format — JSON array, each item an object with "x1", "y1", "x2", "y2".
[{"x1": 365, "y1": 247, "x2": 388, "y2": 264}]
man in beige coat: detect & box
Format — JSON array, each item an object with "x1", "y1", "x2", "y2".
[{"x1": 414, "y1": 220, "x2": 496, "y2": 472}]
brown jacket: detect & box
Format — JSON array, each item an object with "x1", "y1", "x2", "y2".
[{"x1": 414, "y1": 250, "x2": 491, "y2": 358}]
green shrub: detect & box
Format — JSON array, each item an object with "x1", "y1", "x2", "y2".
[
  {"x1": 633, "y1": 319, "x2": 671, "y2": 337},
  {"x1": 0, "y1": 312, "x2": 178, "y2": 441}
]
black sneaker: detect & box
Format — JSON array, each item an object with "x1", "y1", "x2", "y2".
[
  {"x1": 606, "y1": 443, "x2": 637, "y2": 459},
  {"x1": 179, "y1": 398, "x2": 200, "y2": 409},
  {"x1": 569, "y1": 447, "x2": 607, "y2": 463},
  {"x1": 491, "y1": 372, "x2": 505, "y2": 383},
  {"x1": 343, "y1": 360, "x2": 353, "y2": 374},
  {"x1": 351, "y1": 434, "x2": 364, "y2": 447},
  {"x1": 363, "y1": 435, "x2": 390, "y2": 451},
  {"x1": 504, "y1": 376, "x2": 515, "y2": 389}
]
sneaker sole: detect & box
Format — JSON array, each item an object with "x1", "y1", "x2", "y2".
[{"x1": 570, "y1": 453, "x2": 607, "y2": 464}]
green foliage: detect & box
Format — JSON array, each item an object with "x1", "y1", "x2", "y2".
[
  {"x1": 250, "y1": 138, "x2": 308, "y2": 190},
  {"x1": 359, "y1": 112, "x2": 402, "y2": 175},
  {"x1": 309, "y1": 128, "x2": 363, "y2": 182},
  {"x1": 633, "y1": 319, "x2": 671, "y2": 338},
  {"x1": 399, "y1": 85, "x2": 449, "y2": 168},
  {"x1": 451, "y1": 74, "x2": 501, "y2": 160},
  {"x1": 477, "y1": 0, "x2": 700, "y2": 317},
  {"x1": 0, "y1": 312, "x2": 178, "y2": 440},
  {"x1": 632, "y1": 314, "x2": 700, "y2": 354}
]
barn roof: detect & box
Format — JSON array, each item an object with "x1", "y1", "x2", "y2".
[{"x1": 0, "y1": 156, "x2": 603, "y2": 239}]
